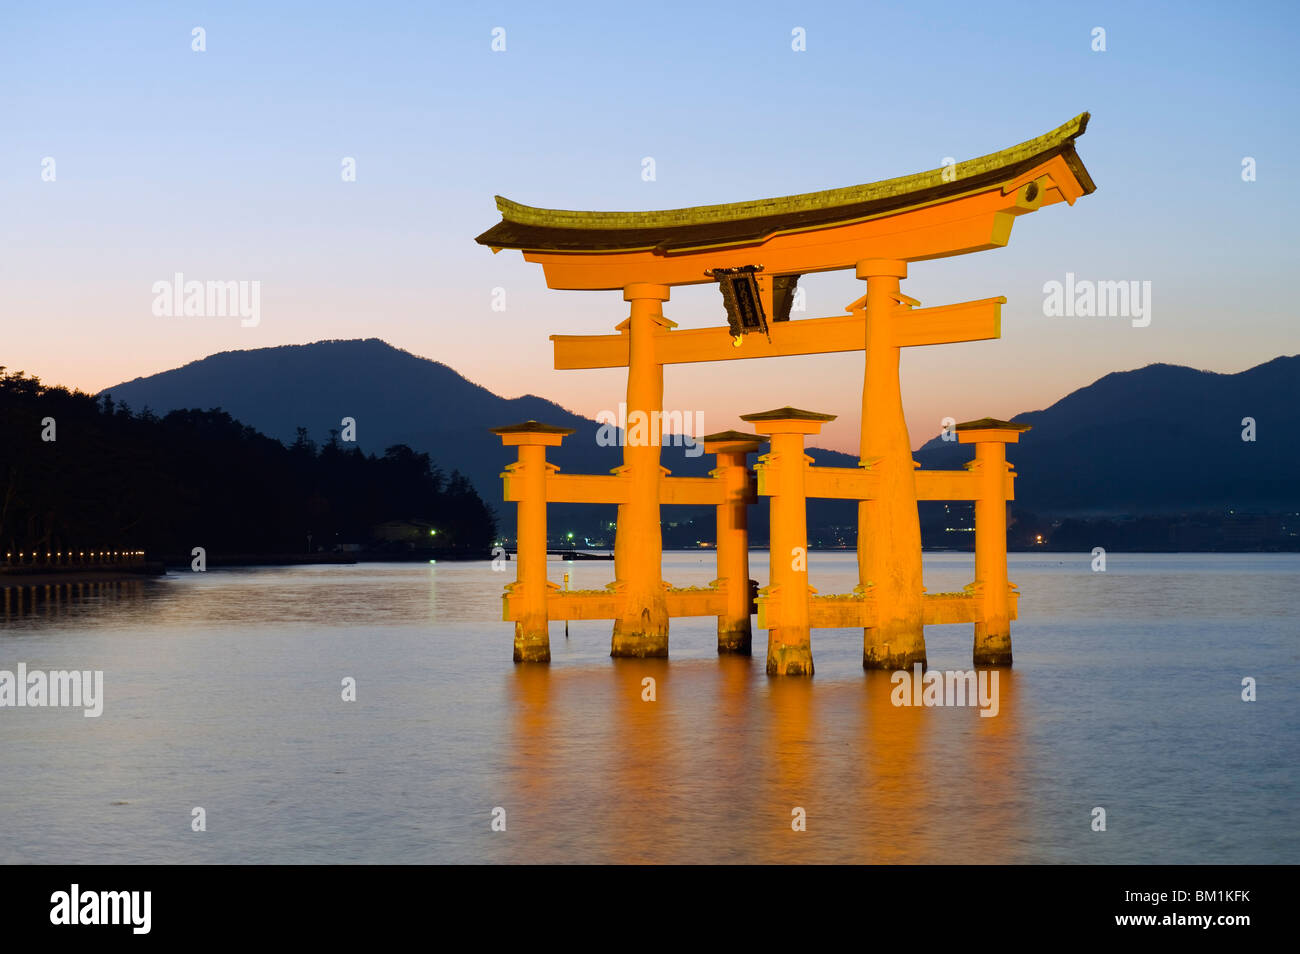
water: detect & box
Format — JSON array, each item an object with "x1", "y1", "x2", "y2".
[{"x1": 1, "y1": 553, "x2": 1297, "y2": 864}]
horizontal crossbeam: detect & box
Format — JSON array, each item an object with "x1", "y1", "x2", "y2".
[
  {"x1": 503, "y1": 585, "x2": 737, "y2": 621},
  {"x1": 762, "y1": 465, "x2": 1014, "y2": 501},
  {"x1": 552, "y1": 297, "x2": 1005, "y2": 370},
  {"x1": 505, "y1": 584, "x2": 1018, "y2": 626},
  {"x1": 502, "y1": 471, "x2": 747, "y2": 506},
  {"x1": 506, "y1": 466, "x2": 1014, "y2": 504},
  {"x1": 756, "y1": 588, "x2": 1019, "y2": 629}
]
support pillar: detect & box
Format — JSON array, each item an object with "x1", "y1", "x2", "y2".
[
  {"x1": 856, "y1": 259, "x2": 926, "y2": 670},
  {"x1": 703, "y1": 431, "x2": 766, "y2": 654},
  {"x1": 742, "y1": 408, "x2": 836, "y2": 676},
  {"x1": 492, "y1": 421, "x2": 573, "y2": 663},
  {"x1": 611, "y1": 283, "x2": 672, "y2": 657},
  {"x1": 958, "y1": 419, "x2": 1030, "y2": 666}
]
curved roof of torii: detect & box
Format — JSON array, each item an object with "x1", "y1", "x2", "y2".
[{"x1": 476, "y1": 113, "x2": 1094, "y2": 256}]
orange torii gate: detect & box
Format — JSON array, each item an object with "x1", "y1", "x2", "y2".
[{"x1": 479, "y1": 113, "x2": 1095, "y2": 674}]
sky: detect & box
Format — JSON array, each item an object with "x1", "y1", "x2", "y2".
[{"x1": 2, "y1": 1, "x2": 1297, "y2": 453}]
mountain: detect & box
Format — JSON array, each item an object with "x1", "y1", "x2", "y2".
[
  {"x1": 914, "y1": 356, "x2": 1299, "y2": 514},
  {"x1": 98, "y1": 339, "x2": 747, "y2": 538},
  {"x1": 100, "y1": 341, "x2": 1299, "y2": 541},
  {"x1": 1, "y1": 369, "x2": 496, "y2": 558}
]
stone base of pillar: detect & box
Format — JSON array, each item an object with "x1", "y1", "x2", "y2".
[
  {"x1": 766, "y1": 629, "x2": 814, "y2": 676},
  {"x1": 610, "y1": 587, "x2": 669, "y2": 657},
  {"x1": 973, "y1": 621, "x2": 1013, "y2": 667},
  {"x1": 610, "y1": 624, "x2": 669, "y2": 658},
  {"x1": 717, "y1": 619, "x2": 752, "y2": 655},
  {"x1": 513, "y1": 623, "x2": 551, "y2": 663},
  {"x1": 862, "y1": 623, "x2": 927, "y2": 670}
]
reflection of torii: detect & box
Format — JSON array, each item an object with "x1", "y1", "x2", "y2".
[{"x1": 480, "y1": 113, "x2": 1095, "y2": 673}]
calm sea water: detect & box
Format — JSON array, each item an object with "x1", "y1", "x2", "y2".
[{"x1": 1, "y1": 552, "x2": 1297, "y2": 864}]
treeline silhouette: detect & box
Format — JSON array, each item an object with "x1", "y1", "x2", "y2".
[{"x1": 0, "y1": 369, "x2": 496, "y2": 558}]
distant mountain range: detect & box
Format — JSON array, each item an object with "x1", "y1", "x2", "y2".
[
  {"x1": 100, "y1": 340, "x2": 1298, "y2": 537},
  {"x1": 99, "y1": 339, "x2": 653, "y2": 538},
  {"x1": 913, "y1": 355, "x2": 1297, "y2": 514}
]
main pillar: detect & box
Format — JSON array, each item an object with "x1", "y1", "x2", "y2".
[
  {"x1": 611, "y1": 283, "x2": 671, "y2": 657},
  {"x1": 492, "y1": 421, "x2": 572, "y2": 663},
  {"x1": 958, "y1": 419, "x2": 1030, "y2": 666},
  {"x1": 856, "y1": 259, "x2": 927, "y2": 670},
  {"x1": 703, "y1": 430, "x2": 766, "y2": 654},
  {"x1": 742, "y1": 408, "x2": 835, "y2": 676}
]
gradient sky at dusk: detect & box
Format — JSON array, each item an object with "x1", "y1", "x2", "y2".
[{"x1": 3, "y1": 1, "x2": 1297, "y2": 453}]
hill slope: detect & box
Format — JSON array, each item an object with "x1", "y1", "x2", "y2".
[
  {"x1": 102, "y1": 341, "x2": 1299, "y2": 537},
  {"x1": 914, "y1": 356, "x2": 1298, "y2": 514},
  {"x1": 100, "y1": 339, "x2": 734, "y2": 537}
]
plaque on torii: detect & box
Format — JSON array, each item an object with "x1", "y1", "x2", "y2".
[{"x1": 478, "y1": 113, "x2": 1095, "y2": 672}]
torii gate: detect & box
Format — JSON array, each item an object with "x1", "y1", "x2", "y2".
[{"x1": 479, "y1": 113, "x2": 1095, "y2": 674}]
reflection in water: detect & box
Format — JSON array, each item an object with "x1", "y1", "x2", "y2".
[
  {"x1": 852, "y1": 668, "x2": 1026, "y2": 862},
  {"x1": 607, "y1": 659, "x2": 672, "y2": 864},
  {"x1": 969, "y1": 670, "x2": 1024, "y2": 863},
  {"x1": 763, "y1": 678, "x2": 816, "y2": 857},
  {"x1": 858, "y1": 670, "x2": 929, "y2": 862},
  {"x1": 503, "y1": 649, "x2": 1026, "y2": 863},
  {"x1": 1, "y1": 581, "x2": 148, "y2": 626},
  {"x1": 712, "y1": 654, "x2": 760, "y2": 860},
  {"x1": 1, "y1": 555, "x2": 1296, "y2": 863},
  {"x1": 505, "y1": 663, "x2": 552, "y2": 862}
]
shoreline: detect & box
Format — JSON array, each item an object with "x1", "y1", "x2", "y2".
[
  {"x1": 5, "y1": 548, "x2": 1294, "y2": 587},
  {"x1": 0, "y1": 563, "x2": 167, "y2": 587}
]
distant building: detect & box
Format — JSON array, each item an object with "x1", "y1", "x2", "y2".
[{"x1": 373, "y1": 520, "x2": 438, "y2": 548}]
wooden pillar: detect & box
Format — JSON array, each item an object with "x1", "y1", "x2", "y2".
[
  {"x1": 493, "y1": 421, "x2": 572, "y2": 663},
  {"x1": 703, "y1": 430, "x2": 766, "y2": 654},
  {"x1": 957, "y1": 419, "x2": 1030, "y2": 666},
  {"x1": 742, "y1": 408, "x2": 835, "y2": 676},
  {"x1": 611, "y1": 283, "x2": 672, "y2": 658},
  {"x1": 856, "y1": 258, "x2": 927, "y2": 671}
]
